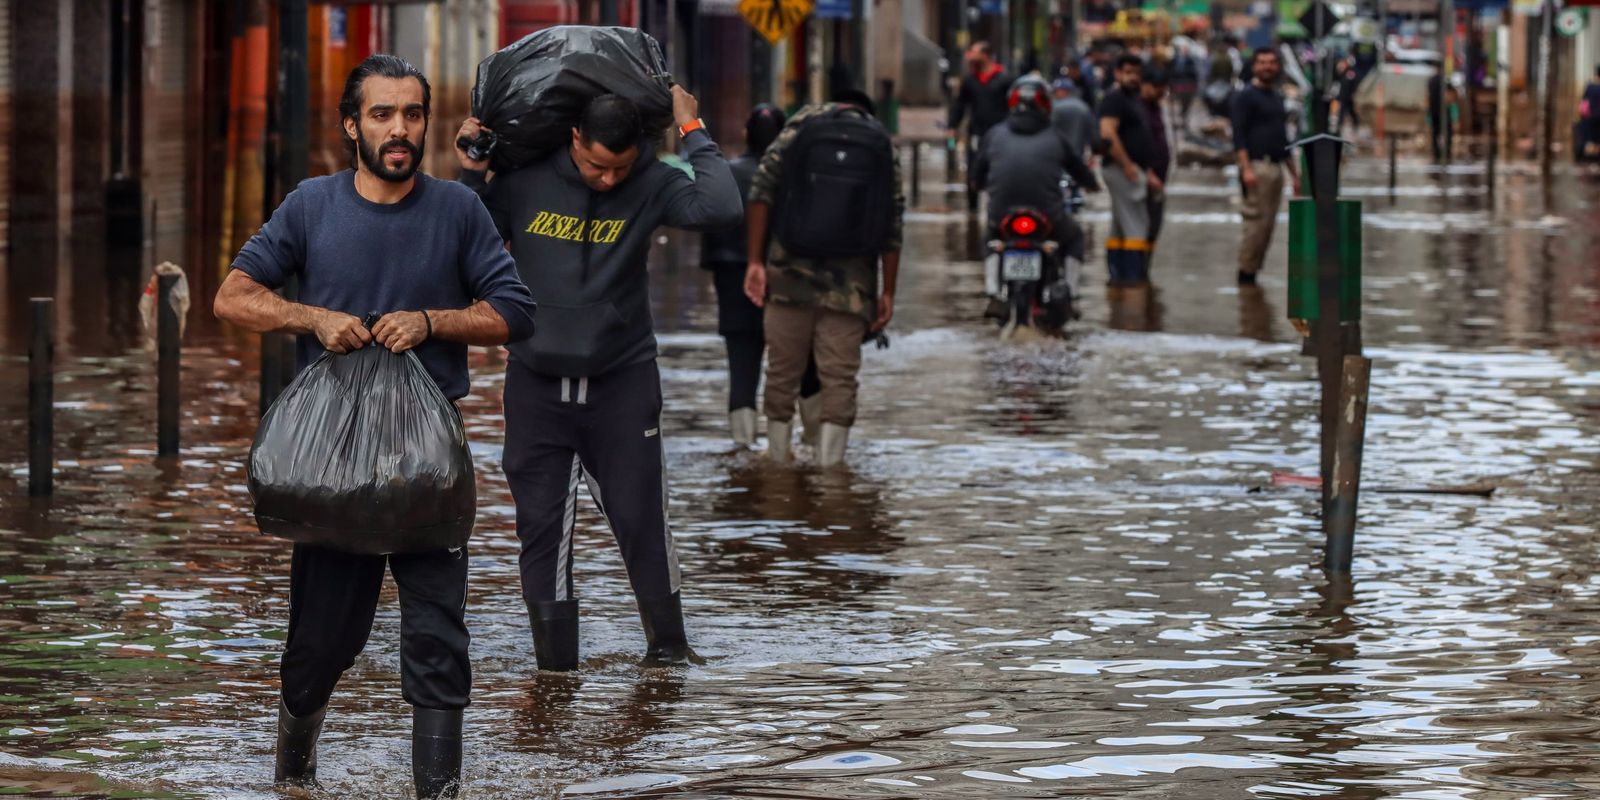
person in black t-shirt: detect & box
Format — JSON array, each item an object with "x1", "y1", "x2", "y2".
[
  {"x1": 1099, "y1": 54, "x2": 1161, "y2": 286},
  {"x1": 1230, "y1": 48, "x2": 1299, "y2": 284}
]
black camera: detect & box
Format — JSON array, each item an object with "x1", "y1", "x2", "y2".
[{"x1": 455, "y1": 132, "x2": 495, "y2": 163}]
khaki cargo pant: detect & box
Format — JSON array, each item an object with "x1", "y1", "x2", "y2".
[
  {"x1": 1239, "y1": 160, "x2": 1286, "y2": 275},
  {"x1": 763, "y1": 302, "x2": 869, "y2": 428}
]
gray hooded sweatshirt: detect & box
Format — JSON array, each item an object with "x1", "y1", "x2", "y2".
[{"x1": 464, "y1": 128, "x2": 741, "y2": 378}]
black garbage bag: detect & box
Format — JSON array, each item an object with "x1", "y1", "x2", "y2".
[
  {"x1": 463, "y1": 25, "x2": 673, "y2": 173},
  {"x1": 249, "y1": 345, "x2": 476, "y2": 555}
]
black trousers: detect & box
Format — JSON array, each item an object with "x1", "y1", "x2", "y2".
[
  {"x1": 501, "y1": 358, "x2": 679, "y2": 605},
  {"x1": 280, "y1": 544, "x2": 471, "y2": 717},
  {"x1": 711, "y1": 262, "x2": 819, "y2": 412}
]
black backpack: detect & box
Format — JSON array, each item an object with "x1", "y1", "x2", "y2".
[{"x1": 774, "y1": 107, "x2": 896, "y2": 259}]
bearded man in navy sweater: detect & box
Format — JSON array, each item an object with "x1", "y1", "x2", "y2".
[{"x1": 216, "y1": 55, "x2": 536, "y2": 799}]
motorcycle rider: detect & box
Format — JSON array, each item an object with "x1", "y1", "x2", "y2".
[{"x1": 972, "y1": 76, "x2": 1099, "y2": 324}]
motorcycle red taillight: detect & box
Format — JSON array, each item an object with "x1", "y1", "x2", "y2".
[{"x1": 1009, "y1": 215, "x2": 1039, "y2": 236}]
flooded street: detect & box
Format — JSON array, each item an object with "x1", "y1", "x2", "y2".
[{"x1": 3, "y1": 157, "x2": 1600, "y2": 799}]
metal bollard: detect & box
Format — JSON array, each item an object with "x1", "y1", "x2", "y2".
[
  {"x1": 1325, "y1": 354, "x2": 1372, "y2": 573},
  {"x1": 910, "y1": 141, "x2": 922, "y2": 208},
  {"x1": 1486, "y1": 135, "x2": 1497, "y2": 198},
  {"x1": 157, "y1": 273, "x2": 180, "y2": 455},
  {"x1": 28, "y1": 298, "x2": 54, "y2": 496}
]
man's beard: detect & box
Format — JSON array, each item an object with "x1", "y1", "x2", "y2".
[{"x1": 357, "y1": 128, "x2": 425, "y2": 183}]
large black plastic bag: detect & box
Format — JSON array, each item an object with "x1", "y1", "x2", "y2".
[
  {"x1": 249, "y1": 346, "x2": 476, "y2": 555},
  {"x1": 467, "y1": 25, "x2": 673, "y2": 173}
]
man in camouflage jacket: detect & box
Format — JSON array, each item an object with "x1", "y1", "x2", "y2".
[{"x1": 742, "y1": 95, "x2": 905, "y2": 466}]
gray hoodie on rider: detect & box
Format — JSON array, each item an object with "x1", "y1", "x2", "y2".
[{"x1": 462, "y1": 129, "x2": 741, "y2": 378}]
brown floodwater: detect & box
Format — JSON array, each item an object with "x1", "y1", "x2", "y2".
[{"x1": 2, "y1": 155, "x2": 1599, "y2": 798}]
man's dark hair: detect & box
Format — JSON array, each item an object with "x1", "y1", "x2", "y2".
[
  {"x1": 338, "y1": 54, "x2": 431, "y2": 165},
  {"x1": 578, "y1": 94, "x2": 643, "y2": 153},
  {"x1": 1252, "y1": 48, "x2": 1280, "y2": 66},
  {"x1": 746, "y1": 104, "x2": 786, "y2": 155},
  {"x1": 1143, "y1": 68, "x2": 1168, "y2": 87},
  {"x1": 1117, "y1": 54, "x2": 1144, "y2": 71},
  {"x1": 832, "y1": 87, "x2": 877, "y2": 118}
]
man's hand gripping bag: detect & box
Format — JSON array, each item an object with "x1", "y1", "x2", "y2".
[{"x1": 249, "y1": 347, "x2": 476, "y2": 554}]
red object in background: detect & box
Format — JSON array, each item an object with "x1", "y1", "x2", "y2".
[
  {"x1": 500, "y1": 0, "x2": 639, "y2": 46},
  {"x1": 1011, "y1": 215, "x2": 1037, "y2": 236}
]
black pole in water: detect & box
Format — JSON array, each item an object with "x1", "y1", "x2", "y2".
[
  {"x1": 1306, "y1": 136, "x2": 1344, "y2": 512},
  {"x1": 157, "y1": 274, "x2": 180, "y2": 456},
  {"x1": 910, "y1": 141, "x2": 922, "y2": 208},
  {"x1": 1326, "y1": 354, "x2": 1372, "y2": 572},
  {"x1": 1387, "y1": 134, "x2": 1397, "y2": 200},
  {"x1": 28, "y1": 298, "x2": 54, "y2": 496}
]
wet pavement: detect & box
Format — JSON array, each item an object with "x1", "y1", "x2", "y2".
[{"x1": 2, "y1": 155, "x2": 1600, "y2": 798}]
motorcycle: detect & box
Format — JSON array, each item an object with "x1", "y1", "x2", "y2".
[{"x1": 984, "y1": 207, "x2": 1078, "y2": 336}]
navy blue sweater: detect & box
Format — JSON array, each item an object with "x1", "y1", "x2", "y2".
[{"x1": 232, "y1": 171, "x2": 537, "y2": 400}]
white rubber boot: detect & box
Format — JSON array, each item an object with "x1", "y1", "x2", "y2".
[
  {"x1": 798, "y1": 394, "x2": 823, "y2": 447},
  {"x1": 817, "y1": 423, "x2": 850, "y2": 467},
  {"x1": 729, "y1": 408, "x2": 757, "y2": 447},
  {"x1": 767, "y1": 419, "x2": 794, "y2": 461}
]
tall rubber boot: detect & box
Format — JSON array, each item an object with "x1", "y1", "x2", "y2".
[
  {"x1": 636, "y1": 592, "x2": 691, "y2": 666},
  {"x1": 411, "y1": 706, "x2": 463, "y2": 800},
  {"x1": 729, "y1": 408, "x2": 757, "y2": 447},
  {"x1": 528, "y1": 599, "x2": 580, "y2": 672},
  {"x1": 767, "y1": 419, "x2": 794, "y2": 461},
  {"x1": 273, "y1": 700, "x2": 326, "y2": 786},
  {"x1": 817, "y1": 423, "x2": 850, "y2": 467},
  {"x1": 797, "y1": 394, "x2": 823, "y2": 447}
]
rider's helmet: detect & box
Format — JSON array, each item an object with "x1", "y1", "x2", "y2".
[{"x1": 1007, "y1": 76, "x2": 1053, "y2": 116}]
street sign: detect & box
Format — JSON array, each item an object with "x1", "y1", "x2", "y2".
[
  {"x1": 814, "y1": 0, "x2": 852, "y2": 19},
  {"x1": 1557, "y1": 8, "x2": 1587, "y2": 35},
  {"x1": 1298, "y1": 0, "x2": 1341, "y2": 38},
  {"x1": 739, "y1": 0, "x2": 814, "y2": 44}
]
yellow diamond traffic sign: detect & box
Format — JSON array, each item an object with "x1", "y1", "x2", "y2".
[{"x1": 740, "y1": 0, "x2": 813, "y2": 45}]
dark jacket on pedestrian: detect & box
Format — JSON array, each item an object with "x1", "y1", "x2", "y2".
[
  {"x1": 975, "y1": 111, "x2": 1098, "y2": 227},
  {"x1": 949, "y1": 65, "x2": 1014, "y2": 140},
  {"x1": 1230, "y1": 83, "x2": 1290, "y2": 163},
  {"x1": 700, "y1": 153, "x2": 758, "y2": 267},
  {"x1": 750, "y1": 103, "x2": 905, "y2": 322},
  {"x1": 1143, "y1": 97, "x2": 1171, "y2": 181},
  {"x1": 463, "y1": 130, "x2": 741, "y2": 378},
  {"x1": 1050, "y1": 95, "x2": 1099, "y2": 160}
]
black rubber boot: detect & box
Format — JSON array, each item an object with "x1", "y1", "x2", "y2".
[
  {"x1": 528, "y1": 599, "x2": 580, "y2": 672},
  {"x1": 411, "y1": 706, "x2": 463, "y2": 800},
  {"x1": 637, "y1": 592, "x2": 692, "y2": 666},
  {"x1": 273, "y1": 700, "x2": 326, "y2": 786}
]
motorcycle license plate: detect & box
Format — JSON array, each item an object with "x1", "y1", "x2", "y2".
[{"x1": 1002, "y1": 251, "x2": 1042, "y2": 281}]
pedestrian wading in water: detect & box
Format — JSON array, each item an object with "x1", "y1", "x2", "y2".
[
  {"x1": 744, "y1": 87, "x2": 906, "y2": 467},
  {"x1": 700, "y1": 103, "x2": 823, "y2": 447},
  {"x1": 215, "y1": 54, "x2": 536, "y2": 798},
  {"x1": 457, "y1": 85, "x2": 741, "y2": 672}
]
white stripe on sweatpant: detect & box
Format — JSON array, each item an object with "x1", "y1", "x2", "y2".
[{"x1": 557, "y1": 454, "x2": 580, "y2": 600}]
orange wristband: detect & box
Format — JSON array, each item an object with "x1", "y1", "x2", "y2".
[{"x1": 677, "y1": 118, "x2": 705, "y2": 138}]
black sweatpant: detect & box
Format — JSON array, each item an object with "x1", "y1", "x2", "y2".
[
  {"x1": 280, "y1": 544, "x2": 471, "y2": 718},
  {"x1": 501, "y1": 358, "x2": 679, "y2": 604},
  {"x1": 712, "y1": 261, "x2": 820, "y2": 413}
]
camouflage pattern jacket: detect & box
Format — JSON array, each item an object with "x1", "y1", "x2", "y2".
[{"x1": 749, "y1": 103, "x2": 906, "y2": 321}]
